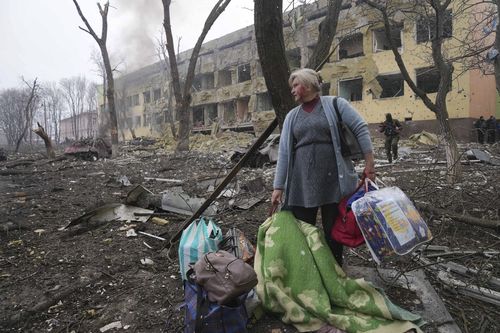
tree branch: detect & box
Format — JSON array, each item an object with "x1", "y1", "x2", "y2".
[{"x1": 72, "y1": 0, "x2": 100, "y2": 42}]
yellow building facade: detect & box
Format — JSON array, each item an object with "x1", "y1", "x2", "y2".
[{"x1": 100, "y1": 0, "x2": 497, "y2": 141}]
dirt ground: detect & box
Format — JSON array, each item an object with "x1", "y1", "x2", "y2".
[{"x1": 0, "y1": 136, "x2": 499, "y2": 333}]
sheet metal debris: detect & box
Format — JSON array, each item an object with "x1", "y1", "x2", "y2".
[
  {"x1": 466, "y1": 149, "x2": 500, "y2": 165},
  {"x1": 64, "y1": 204, "x2": 154, "y2": 229}
]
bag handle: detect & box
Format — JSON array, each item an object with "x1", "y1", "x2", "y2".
[
  {"x1": 333, "y1": 97, "x2": 343, "y2": 123},
  {"x1": 203, "y1": 253, "x2": 219, "y2": 273},
  {"x1": 268, "y1": 204, "x2": 279, "y2": 217}
]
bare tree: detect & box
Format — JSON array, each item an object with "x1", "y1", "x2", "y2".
[
  {"x1": 60, "y1": 76, "x2": 87, "y2": 140},
  {"x1": 72, "y1": 0, "x2": 119, "y2": 155},
  {"x1": 114, "y1": 80, "x2": 137, "y2": 140},
  {"x1": 362, "y1": 0, "x2": 464, "y2": 182},
  {"x1": 85, "y1": 83, "x2": 98, "y2": 138},
  {"x1": 254, "y1": 0, "x2": 344, "y2": 128},
  {"x1": 0, "y1": 88, "x2": 29, "y2": 146},
  {"x1": 42, "y1": 83, "x2": 65, "y2": 144},
  {"x1": 254, "y1": 0, "x2": 296, "y2": 128},
  {"x1": 493, "y1": 0, "x2": 500, "y2": 92},
  {"x1": 306, "y1": 0, "x2": 343, "y2": 69},
  {"x1": 14, "y1": 79, "x2": 40, "y2": 153},
  {"x1": 91, "y1": 48, "x2": 109, "y2": 137},
  {"x1": 161, "y1": 0, "x2": 232, "y2": 151},
  {"x1": 155, "y1": 31, "x2": 177, "y2": 139}
]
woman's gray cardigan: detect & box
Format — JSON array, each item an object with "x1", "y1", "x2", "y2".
[{"x1": 273, "y1": 96, "x2": 373, "y2": 204}]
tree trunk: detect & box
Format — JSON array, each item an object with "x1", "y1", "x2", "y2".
[
  {"x1": 33, "y1": 122, "x2": 56, "y2": 159},
  {"x1": 306, "y1": 0, "x2": 342, "y2": 70},
  {"x1": 72, "y1": 0, "x2": 119, "y2": 157},
  {"x1": 495, "y1": 0, "x2": 500, "y2": 93},
  {"x1": 162, "y1": 0, "x2": 231, "y2": 151},
  {"x1": 254, "y1": 0, "x2": 295, "y2": 129},
  {"x1": 101, "y1": 45, "x2": 118, "y2": 155},
  {"x1": 365, "y1": 0, "x2": 461, "y2": 183},
  {"x1": 15, "y1": 79, "x2": 38, "y2": 153}
]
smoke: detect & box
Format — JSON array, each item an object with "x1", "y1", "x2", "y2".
[{"x1": 111, "y1": 0, "x2": 164, "y2": 72}]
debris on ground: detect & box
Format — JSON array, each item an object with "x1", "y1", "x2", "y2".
[
  {"x1": 1, "y1": 138, "x2": 499, "y2": 332},
  {"x1": 409, "y1": 131, "x2": 439, "y2": 145},
  {"x1": 465, "y1": 148, "x2": 500, "y2": 165},
  {"x1": 63, "y1": 137, "x2": 112, "y2": 160}
]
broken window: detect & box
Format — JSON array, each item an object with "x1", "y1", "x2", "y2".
[
  {"x1": 127, "y1": 96, "x2": 132, "y2": 107},
  {"x1": 286, "y1": 48, "x2": 301, "y2": 70},
  {"x1": 132, "y1": 94, "x2": 140, "y2": 106},
  {"x1": 153, "y1": 89, "x2": 161, "y2": 101},
  {"x1": 376, "y1": 73, "x2": 404, "y2": 98},
  {"x1": 341, "y1": 0, "x2": 352, "y2": 11},
  {"x1": 218, "y1": 69, "x2": 232, "y2": 87},
  {"x1": 238, "y1": 64, "x2": 251, "y2": 83},
  {"x1": 205, "y1": 104, "x2": 218, "y2": 125},
  {"x1": 154, "y1": 113, "x2": 163, "y2": 124},
  {"x1": 222, "y1": 100, "x2": 236, "y2": 123},
  {"x1": 193, "y1": 107, "x2": 204, "y2": 127},
  {"x1": 338, "y1": 78, "x2": 363, "y2": 101},
  {"x1": 373, "y1": 23, "x2": 402, "y2": 52},
  {"x1": 236, "y1": 97, "x2": 250, "y2": 122},
  {"x1": 321, "y1": 82, "x2": 331, "y2": 96},
  {"x1": 193, "y1": 73, "x2": 215, "y2": 91},
  {"x1": 416, "y1": 10, "x2": 452, "y2": 43},
  {"x1": 416, "y1": 67, "x2": 450, "y2": 94},
  {"x1": 143, "y1": 91, "x2": 151, "y2": 104},
  {"x1": 339, "y1": 33, "x2": 364, "y2": 59},
  {"x1": 256, "y1": 92, "x2": 273, "y2": 112},
  {"x1": 134, "y1": 116, "x2": 141, "y2": 127}
]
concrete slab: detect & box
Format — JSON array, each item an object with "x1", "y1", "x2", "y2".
[{"x1": 345, "y1": 266, "x2": 461, "y2": 333}]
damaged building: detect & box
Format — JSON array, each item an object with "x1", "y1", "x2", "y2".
[{"x1": 100, "y1": 0, "x2": 498, "y2": 141}]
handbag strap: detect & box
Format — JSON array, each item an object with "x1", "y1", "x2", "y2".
[
  {"x1": 333, "y1": 97, "x2": 343, "y2": 124},
  {"x1": 195, "y1": 284, "x2": 210, "y2": 333},
  {"x1": 203, "y1": 253, "x2": 219, "y2": 273}
]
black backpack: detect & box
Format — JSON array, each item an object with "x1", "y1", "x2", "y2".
[{"x1": 384, "y1": 121, "x2": 396, "y2": 136}]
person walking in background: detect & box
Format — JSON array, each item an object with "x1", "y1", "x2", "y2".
[
  {"x1": 271, "y1": 68, "x2": 375, "y2": 266},
  {"x1": 379, "y1": 113, "x2": 402, "y2": 163},
  {"x1": 486, "y1": 116, "x2": 497, "y2": 144},
  {"x1": 474, "y1": 116, "x2": 486, "y2": 144}
]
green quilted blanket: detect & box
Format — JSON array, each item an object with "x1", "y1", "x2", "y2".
[{"x1": 255, "y1": 211, "x2": 425, "y2": 333}]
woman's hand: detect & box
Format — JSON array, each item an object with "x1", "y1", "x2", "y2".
[
  {"x1": 363, "y1": 152, "x2": 376, "y2": 181},
  {"x1": 271, "y1": 189, "x2": 283, "y2": 207},
  {"x1": 363, "y1": 164, "x2": 376, "y2": 181}
]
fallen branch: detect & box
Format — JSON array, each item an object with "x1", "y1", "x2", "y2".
[
  {"x1": 5, "y1": 160, "x2": 35, "y2": 168},
  {"x1": 418, "y1": 257, "x2": 500, "y2": 306},
  {"x1": 425, "y1": 250, "x2": 499, "y2": 259},
  {"x1": 436, "y1": 270, "x2": 500, "y2": 306},
  {"x1": 0, "y1": 169, "x2": 35, "y2": 176},
  {"x1": 437, "y1": 261, "x2": 500, "y2": 291},
  {"x1": 416, "y1": 202, "x2": 500, "y2": 232}
]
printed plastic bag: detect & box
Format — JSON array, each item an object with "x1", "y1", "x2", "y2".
[
  {"x1": 351, "y1": 187, "x2": 432, "y2": 264},
  {"x1": 178, "y1": 217, "x2": 222, "y2": 280}
]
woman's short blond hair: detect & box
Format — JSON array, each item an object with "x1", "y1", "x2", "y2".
[{"x1": 288, "y1": 68, "x2": 321, "y2": 92}]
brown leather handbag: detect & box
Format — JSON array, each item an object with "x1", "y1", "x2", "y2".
[{"x1": 193, "y1": 250, "x2": 257, "y2": 305}]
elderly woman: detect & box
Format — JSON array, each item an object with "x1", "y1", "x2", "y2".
[{"x1": 271, "y1": 68, "x2": 375, "y2": 266}]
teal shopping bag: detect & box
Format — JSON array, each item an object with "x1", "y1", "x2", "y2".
[{"x1": 178, "y1": 217, "x2": 222, "y2": 280}]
